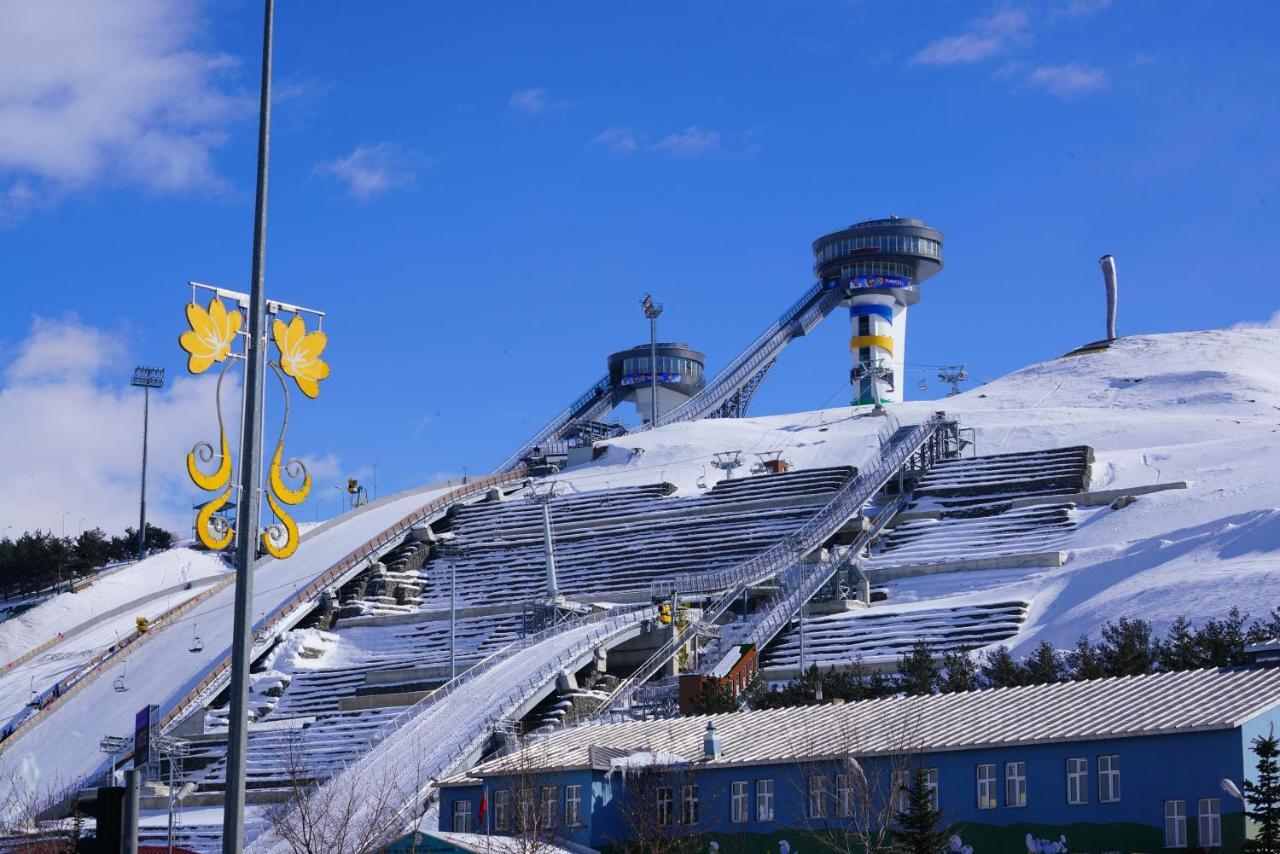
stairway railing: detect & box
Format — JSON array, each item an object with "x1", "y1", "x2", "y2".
[{"x1": 595, "y1": 415, "x2": 947, "y2": 716}]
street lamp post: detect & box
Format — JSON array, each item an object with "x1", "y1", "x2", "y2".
[
  {"x1": 222, "y1": 1, "x2": 274, "y2": 849},
  {"x1": 131, "y1": 366, "x2": 166, "y2": 561},
  {"x1": 641, "y1": 293, "x2": 663, "y2": 425}
]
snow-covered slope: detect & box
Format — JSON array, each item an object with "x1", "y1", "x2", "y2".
[{"x1": 562, "y1": 327, "x2": 1280, "y2": 651}]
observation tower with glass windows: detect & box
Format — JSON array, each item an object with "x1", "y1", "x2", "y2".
[
  {"x1": 607, "y1": 343, "x2": 706, "y2": 424},
  {"x1": 812, "y1": 216, "x2": 944, "y2": 407}
]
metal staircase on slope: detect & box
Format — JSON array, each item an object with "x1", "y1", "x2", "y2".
[{"x1": 589, "y1": 413, "x2": 958, "y2": 719}]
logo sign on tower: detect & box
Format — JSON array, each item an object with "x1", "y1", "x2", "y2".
[{"x1": 133, "y1": 704, "x2": 158, "y2": 769}]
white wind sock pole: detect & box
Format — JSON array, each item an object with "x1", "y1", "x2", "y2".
[{"x1": 1099, "y1": 254, "x2": 1118, "y2": 340}]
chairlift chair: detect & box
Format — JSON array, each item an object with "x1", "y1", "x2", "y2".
[
  {"x1": 695, "y1": 467, "x2": 708, "y2": 490},
  {"x1": 917, "y1": 376, "x2": 929, "y2": 392},
  {"x1": 189, "y1": 630, "x2": 204, "y2": 653},
  {"x1": 113, "y1": 663, "x2": 128, "y2": 693}
]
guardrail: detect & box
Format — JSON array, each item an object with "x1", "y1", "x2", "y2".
[
  {"x1": 656, "y1": 284, "x2": 842, "y2": 427},
  {"x1": 159, "y1": 467, "x2": 530, "y2": 733},
  {"x1": 26, "y1": 468, "x2": 530, "y2": 819},
  {"x1": 596, "y1": 415, "x2": 947, "y2": 715},
  {"x1": 496, "y1": 375, "x2": 613, "y2": 473}
]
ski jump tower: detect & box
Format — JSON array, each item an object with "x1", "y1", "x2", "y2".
[{"x1": 812, "y1": 216, "x2": 944, "y2": 407}]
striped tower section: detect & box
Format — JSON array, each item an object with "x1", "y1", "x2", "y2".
[{"x1": 849, "y1": 296, "x2": 900, "y2": 406}]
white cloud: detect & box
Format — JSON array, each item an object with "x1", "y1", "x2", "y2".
[
  {"x1": 1051, "y1": 0, "x2": 1111, "y2": 20},
  {"x1": 314, "y1": 143, "x2": 423, "y2": 201},
  {"x1": 0, "y1": 0, "x2": 245, "y2": 220},
  {"x1": 509, "y1": 87, "x2": 565, "y2": 116},
  {"x1": 1027, "y1": 62, "x2": 1110, "y2": 97},
  {"x1": 593, "y1": 128, "x2": 639, "y2": 154},
  {"x1": 1234, "y1": 309, "x2": 1280, "y2": 329},
  {"x1": 653, "y1": 125, "x2": 721, "y2": 157},
  {"x1": 912, "y1": 7, "x2": 1032, "y2": 66},
  {"x1": 0, "y1": 317, "x2": 342, "y2": 538}
]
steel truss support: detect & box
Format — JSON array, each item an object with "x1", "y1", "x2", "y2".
[{"x1": 707, "y1": 358, "x2": 777, "y2": 420}]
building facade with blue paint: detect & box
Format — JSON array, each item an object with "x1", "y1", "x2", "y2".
[{"x1": 438, "y1": 667, "x2": 1280, "y2": 852}]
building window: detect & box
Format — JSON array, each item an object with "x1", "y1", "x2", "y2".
[
  {"x1": 540, "y1": 786, "x2": 559, "y2": 828},
  {"x1": 680, "y1": 784, "x2": 699, "y2": 826},
  {"x1": 518, "y1": 787, "x2": 534, "y2": 830},
  {"x1": 656, "y1": 786, "x2": 673, "y2": 826},
  {"x1": 1005, "y1": 762, "x2": 1027, "y2": 807},
  {"x1": 1099, "y1": 755, "x2": 1121, "y2": 802},
  {"x1": 808, "y1": 775, "x2": 828, "y2": 819},
  {"x1": 976, "y1": 764, "x2": 996, "y2": 810},
  {"x1": 757, "y1": 779, "x2": 775, "y2": 822},
  {"x1": 923, "y1": 768, "x2": 939, "y2": 812},
  {"x1": 1067, "y1": 757, "x2": 1088, "y2": 805},
  {"x1": 494, "y1": 789, "x2": 511, "y2": 831},
  {"x1": 452, "y1": 799, "x2": 472, "y2": 833},
  {"x1": 564, "y1": 785, "x2": 581, "y2": 827},
  {"x1": 1165, "y1": 799, "x2": 1187, "y2": 847},
  {"x1": 731, "y1": 781, "x2": 749, "y2": 824},
  {"x1": 836, "y1": 773, "x2": 854, "y2": 817},
  {"x1": 892, "y1": 769, "x2": 910, "y2": 814},
  {"x1": 1198, "y1": 798, "x2": 1221, "y2": 847}
]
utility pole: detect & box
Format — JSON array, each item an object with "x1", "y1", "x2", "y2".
[
  {"x1": 131, "y1": 366, "x2": 165, "y2": 561},
  {"x1": 527, "y1": 481, "x2": 571, "y2": 604},
  {"x1": 641, "y1": 293, "x2": 663, "y2": 425},
  {"x1": 223, "y1": 1, "x2": 273, "y2": 850}
]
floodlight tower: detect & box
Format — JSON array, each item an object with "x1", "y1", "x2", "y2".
[
  {"x1": 640, "y1": 293, "x2": 663, "y2": 423},
  {"x1": 812, "y1": 217, "x2": 944, "y2": 408},
  {"x1": 131, "y1": 365, "x2": 166, "y2": 561}
]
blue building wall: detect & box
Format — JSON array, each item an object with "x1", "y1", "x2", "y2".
[{"x1": 440, "y1": 713, "x2": 1280, "y2": 851}]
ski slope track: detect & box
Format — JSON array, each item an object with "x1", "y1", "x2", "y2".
[{"x1": 3, "y1": 326, "x2": 1279, "y2": 847}]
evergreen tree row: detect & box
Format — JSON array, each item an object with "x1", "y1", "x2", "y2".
[
  {"x1": 747, "y1": 607, "x2": 1280, "y2": 710},
  {"x1": 0, "y1": 524, "x2": 174, "y2": 599}
]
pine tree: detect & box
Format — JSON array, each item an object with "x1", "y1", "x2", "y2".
[
  {"x1": 1098, "y1": 617, "x2": 1157, "y2": 676},
  {"x1": 898, "y1": 641, "x2": 939, "y2": 696},
  {"x1": 1069, "y1": 634, "x2": 1106, "y2": 680},
  {"x1": 980, "y1": 646, "x2": 1022, "y2": 688},
  {"x1": 1159, "y1": 616, "x2": 1202, "y2": 671},
  {"x1": 1021, "y1": 641, "x2": 1065, "y2": 684},
  {"x1": 939, "y1": 649, "x2": 979, "y2": 693},
  {"x1": 1243, "y1": 724, "x2": 1280, "y2": 853},
  {"x1": 894, "y1": 767, "x2": 950, "y2": 854}
]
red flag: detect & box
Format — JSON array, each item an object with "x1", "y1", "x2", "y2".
[{"x1": 476, "y1": 791, "x2": 488, "y2": 828}]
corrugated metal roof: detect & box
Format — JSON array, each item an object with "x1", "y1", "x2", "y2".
[{"x1": 459, "y1": 667, "x2": 1280, "y2": 779}]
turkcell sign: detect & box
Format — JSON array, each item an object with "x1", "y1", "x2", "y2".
[
  {"x1": 621, "y1": 372, "x2": 682, "y2": 386},
  {"x1": 850, "y1": 274, "x2": 911, "y2": 290},
  {"x1": 134, "y1": 704, "x2": 157, "y2": 768}
]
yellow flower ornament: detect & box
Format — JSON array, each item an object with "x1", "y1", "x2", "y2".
[
  {"x1": 273, "y1": 315, "x2": 330, "y2": 398},
  {"x1": 180, "y1": 298, "x2": 242, "y2": 374}
]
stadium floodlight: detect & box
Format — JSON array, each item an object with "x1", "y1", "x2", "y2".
[
  {"x1": 640, "y1": 293, "x2": 663, "y2": 424},
  {"x1": 131, "y1": 365, "x2": 166, "y2": 562}
]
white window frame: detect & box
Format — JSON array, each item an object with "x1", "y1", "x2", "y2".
[
  {"x1": 564, "y1": 784, "x2": 581, "y2": 827},
  {"x1": 892, "y1": 769, "x2": 911, "y2": 814},
  {"x1": 680, "y1": 783, "x2": 699, "y2": 826},
  {"x1": 730, "y1": 781, "x2": 749, "y2": 824},
  {"x1": 808, "y1": 774, "x2": 828, "y2": 819},
  {"x1": 656, "y1": 786, "x2": 673, "y2": 826},
  {"x1": 1005, "y1": 761, "x2": 1027, "y2": 808},
  {"x1": 1067, "y1": 757, "x2": 1088, "y2": 805},
  {"x1": 836, "y1": 773, "x2": 854, "y2": 818},
  {"x1": 494, "y1": 789, "x2": 511, "y2": 831},
  {"x1": 923, "y1": 768, "x2": 939, "y2": 812},
  {"x1": 1198, "y1": 797, "x2": 1221, "y2": 847},
  {"x1": 1164, "y1": 799, "x2": 1186, "y2": 847},
  {"x1": 1099, "y1": 754, "x2": 1121, "y2": 803},
  {"x1": 976, "y1": 764, "x2": 996, "y2": 810},
  {"x1": 757, "y1": 779, "x2": 775, "y2": 822},
  {"x1": 452, "y1": 799, "x2": 472, "y2": 833}
]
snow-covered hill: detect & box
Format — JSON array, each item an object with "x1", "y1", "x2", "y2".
[{"x1": 562, "y1": 327, "x2": 1280, "y2": 651}]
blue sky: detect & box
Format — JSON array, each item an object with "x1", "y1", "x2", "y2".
[{"x1": 1, "y1": 0, "x2": 1278, "y2": 534}]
